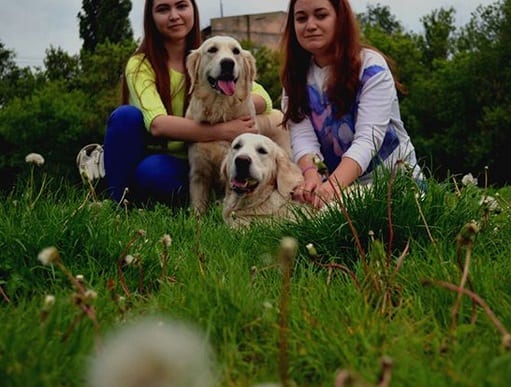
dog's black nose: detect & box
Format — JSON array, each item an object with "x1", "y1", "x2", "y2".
[
  {"x1": 235, "y1": 155, "x2": 251, "y2": 177},
  {"x1": 220, "y1": 58, "x2": 235, "y2": 75}
]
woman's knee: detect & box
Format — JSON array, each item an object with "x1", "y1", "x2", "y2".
[
  {"x1": 109, "y1": 105, "x2": 143, "y2": 124},
  {"x1": 106, "y1": 105, "x2": 144, "y2": 137},
  {"x1": 134, "y1": 155, "x2": 189, "y2": 193}
]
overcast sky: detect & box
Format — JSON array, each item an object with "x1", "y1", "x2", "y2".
[{"x1": 0, "y1": 0, "x2": 497, "y2": 68}]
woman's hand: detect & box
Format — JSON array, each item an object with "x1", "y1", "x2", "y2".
[
  {"x1": 292, "y1": 170, "x2": 323, "y2": 204},
  {"x1": 215, "y1": 115, "x2": 257, "y2": 141},
  {"x1": 310, "y1": 179, "x2": 342, "y2": 208}
]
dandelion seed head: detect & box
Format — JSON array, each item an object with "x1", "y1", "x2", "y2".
[
  {"x1": 280, "y1": 237, "x2": 298, "y2": 256},
  {"x1": 44, "y1": 294, "x2": 56, "y2": 307},
  {"x1": 25, "y1": 153, "x2": 45, "y2": 166},
  {"x1": 479, "y1": 195, "x2": 500, "y2": 212},
  {"x1": 305, "y1": 243, "x2": 318, "y2": 257},
  {"x1": 502, "y1": 334, "x2": 511, "y2": 350},
  {"x1": 461, "y1": 173, "x2": 477, "y2": 187},
  {"x1": 125, "y1": 255, "x2": 136, "y2": 265},
  {"x1": 88, "y1": 317, "x2": 215, "y2": 387},
  {"x1": 37, "y1": 246, "x2": 60, "y2": 265},
  {"x1": 84, "y1": 289, "x2": 98, "y2": 301},
  {"x1": 161, "y1": 234, "x2": 172, "y2": 247}
]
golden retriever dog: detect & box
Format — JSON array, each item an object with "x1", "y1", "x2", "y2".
[
  {"x1": 221, "y1": 133, "x2": 304, "y2": 228},
  {"x1": 185, "y1": 35, "x2": 290, "y2": 214}
]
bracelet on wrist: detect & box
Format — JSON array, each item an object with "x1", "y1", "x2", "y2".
[{"x1": 301, "y1": 165, "x2": 317, "y2": 176}]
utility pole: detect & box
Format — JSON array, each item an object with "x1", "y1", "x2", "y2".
[{"x1": 220, "y1": 0, "x2": 224, "y2": 17}]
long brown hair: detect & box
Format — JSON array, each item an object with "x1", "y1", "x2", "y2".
[
  {"x1": 121, "y1": 0, "x2": 201, "y2": 114},
  {"x1": 280, "y1": 0, "x2": 400, "y2": 124}
]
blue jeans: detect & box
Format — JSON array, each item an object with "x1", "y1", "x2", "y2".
[{"x1": 103, "y1": 105, "x2": 189, "y2": 206}]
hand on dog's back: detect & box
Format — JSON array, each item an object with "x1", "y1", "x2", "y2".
[{"x1": 215, "y1": 116, "x2": 257, "y2": 141}]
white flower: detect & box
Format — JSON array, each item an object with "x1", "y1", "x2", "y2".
[
  {"x1": 44, "y1": 294, "x2": 56, "y2": 307},
  {"x1": 25, "y1": 153, "x2": 45, "y2": 166},
  {"x1": 37, "y1": 246, "x2": 60, "y2": 265},
  {"x1": 84, "y1": 289, "x2": 98, "y2": 301},
  {"x1": 124, "y1": 255, "x2": 136, "y2": 265},
  {"x1": 280, "y1": 237, "x2": 298, "y2": 256},
  {"x1": 461, "y1": 173, "x2": 478, "y2": 186},
  {"x1": 305, "y1": 243, "x2": 318, "y2": 257},
  {"x1": 479, "y1": 195, "x2": 501, "y2": 212},
  {"x1": 160, "y1": 234, "x2": 172, "y2": 247},
  {"x1": 88, "y1": 317, "x2": 216, "y2": 387}
]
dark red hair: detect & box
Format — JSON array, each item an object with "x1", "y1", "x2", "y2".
[
  {"x1": 281, "y1": 0, "x2": 387, "y2": 124},
  {"x1": 122, "y1": 0, "x2": 201, "y2": 114}
]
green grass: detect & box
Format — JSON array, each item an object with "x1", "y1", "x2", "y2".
[{"x1": 1, "y1": 167, "x2": 511, "y2": 386}]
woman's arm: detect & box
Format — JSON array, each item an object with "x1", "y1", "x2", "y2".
[
  {"x1": 150, "y1": 114, "x2": 257, "y2": 142},
  {"x1": 251, "y1": 81, "x2": 273, "y2": 114},
  {"x1": 343, "y1": 57, "x2": 397, "y2": 173}
]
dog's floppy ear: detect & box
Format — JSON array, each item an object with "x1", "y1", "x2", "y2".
[
  {"x1": 186, "y1": 49, "x2": 201, "y2": 94},
  {"x1": 220, "y1": 151, "x2": 230, "y2": 186},
  {"x1": 242, "y1": 49, "x2": 257, "y2": 85},
  {"x1": 275, "y1": 147, "x2": 304, "y2": 197}
]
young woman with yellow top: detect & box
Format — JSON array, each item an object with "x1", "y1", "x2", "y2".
[{"x1": 104, "y1": 0, "x2": 273, "y2": 205}]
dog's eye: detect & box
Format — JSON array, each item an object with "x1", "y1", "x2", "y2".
[
  {"x1": 232, "y1": 47, "x2": 240, "y2": 55},
  {"x1": 207, "y1": 46, "x2": 218, "y2": 54},
  {"x1": 257, "y1": 146, "x2": 268, "y2": 155},
  {"x1": 233, "y1": 142, "x2": 242, "y2": 150}
]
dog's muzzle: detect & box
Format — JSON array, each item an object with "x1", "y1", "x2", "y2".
[
  {"x1": 208, "y1": 58, "x2": 237, "y2": 96},
  {"x1": 231, "y1": 155, "x2": 259, "y2": 195}
]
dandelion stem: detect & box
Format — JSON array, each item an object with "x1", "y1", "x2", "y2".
[
  {"x1": 451, "y1": 246, "x2": 473, "y2": 329},
  {"x1": 117, "y1": 230, "x2": 146, "y2": 297},
  {"x1": 0, "y1": 284, "x2": 10, "y2": 303},
  {"x1": 311, "y1": 259, "x2": 361, "y2": 290},
  {"x1": 278, "y1": 238, "x2": 297, "y2": 387},
  {"x1": 386, "y1": 170, "x2": 396, "y2": 266},
  {"x1": 422, "y1": 279, "x2": 509, "y2": 337}
]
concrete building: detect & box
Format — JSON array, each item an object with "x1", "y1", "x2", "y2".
[{"x1": 203, "y1": 11, "x2": 287, "y2": 50}]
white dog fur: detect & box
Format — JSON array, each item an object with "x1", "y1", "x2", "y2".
[
  {"x1": 221, "y1": 133, "x2": 304, "y2": 228},
  {"x1": 185, "y1": 35, "x2": 290, "y2": 215}
]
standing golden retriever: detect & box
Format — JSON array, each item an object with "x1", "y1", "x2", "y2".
[
  {"x1": 221, "y1": 133, "x2": 304, "y2": 228},
  {"x1": 185, "y1": 35, "x2": 289, "y2": 214}
]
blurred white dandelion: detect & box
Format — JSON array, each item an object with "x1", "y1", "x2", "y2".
[
  {"x1": 37, "y1": 246, "x2": 60, "y2": 265},
  {"x1": 88, "y1": 316, "x2": 216, "y2": 387},
  {"x1": 44, "y1": 294, "x2": 56, "y2": 308},
  {"x1": 25, "y1": 153, "x2": 45, "y2": 166},
  {"x1": 479, "y1": 195, "x2": 501, "y2": 212},
  {"x1": 124, "y1": 254, "x2": 136, "y2": 265},
  {"x1": 461, "y1": 173, "x2": 478, "y2": 186},
  {"x1": 160, "y1": 234, "x2": 172, "y2": 247}
]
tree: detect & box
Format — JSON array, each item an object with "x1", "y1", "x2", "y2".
[
  {"x1": 358, "y1": 4, "x2": 403, "y2": 35},
  {"x1": 44, "y1": 46, "x2": 81, "y2": 88},
  {"x1": 0, "y1": 41, "x2": 43, "y2": 108},
  {"x1": 419, "y1": 7, "x2": 456, "y2": 67},
  {"x1": 78, "y1": 0, "x2": 134, "y2": 53}
]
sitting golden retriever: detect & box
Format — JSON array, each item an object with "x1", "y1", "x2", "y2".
[
  {"x1": 185, "y1": 35, "x2": 289, "y2": 214},
  {"x1": 221, "y1": 133, "x2": 304, "y2": 228}
]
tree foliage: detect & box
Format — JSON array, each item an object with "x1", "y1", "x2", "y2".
[
  {"x1": 78, "y1": 0, "x2": 134, "y2": 53},
  {"x1": 419, "y1": 7, "x2": 456, "y2": 67}
]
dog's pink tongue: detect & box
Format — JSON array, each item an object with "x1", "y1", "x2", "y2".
[
  {"x1": 217, "y1": 80, "x2": 235, "y2": 96},
  {"x1": 231, "y1": 179, "x2": 248, "y2": 188}
]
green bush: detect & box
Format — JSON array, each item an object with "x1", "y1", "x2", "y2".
[{"x1": 0, "y1": 82, "x2": 99, "y2": 184}]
